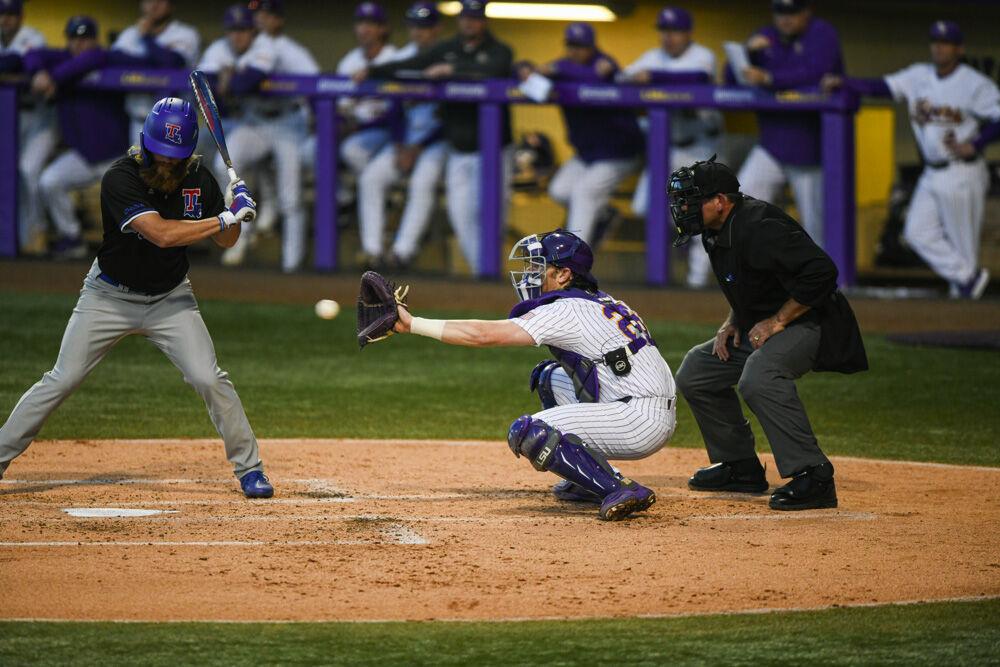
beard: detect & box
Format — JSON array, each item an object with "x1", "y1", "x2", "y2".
[{"x1": 139, "y1": 158, "x2": 192, "y2": 193}]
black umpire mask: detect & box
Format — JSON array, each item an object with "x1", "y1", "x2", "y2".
[{"x1": 668, "y1": 155, "x2": 741, "y2": 247}]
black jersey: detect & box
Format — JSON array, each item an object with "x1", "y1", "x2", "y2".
[{"x1": 98, "y1": 155, "x2": 225, "y2": 294}]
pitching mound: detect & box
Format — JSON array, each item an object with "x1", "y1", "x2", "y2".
[{"x1": 1, "y1": 439, "x2": 997, "y2": 622}]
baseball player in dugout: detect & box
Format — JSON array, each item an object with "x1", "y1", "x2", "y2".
[
  {"x1": 670, "y1": 158, "x2": 867, "y2": 511},
  {"x1": 516, "y1": 22, "x2": 644, "y2": 247},
  {"x1": 384, "y1": 230, "x2": 677, "y2": 521},
  {"x1": 729, "y1": 0, "x2": 843, "y2": 249},
  {"x1": 823, "y1": 21, "x2": 999, "y2": 299},
  {"x1": 0, "y1": 98, "x2": 273, "y2": 500},
  {"x1": 360, "y1": 0, "x2": 515, "y2": 275}
]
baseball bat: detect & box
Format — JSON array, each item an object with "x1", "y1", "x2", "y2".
[{"x1": 189, "y1": 69, "x2": 238, "y2": 184}]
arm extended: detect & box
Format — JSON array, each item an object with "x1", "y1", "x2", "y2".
[
  {"x1": 394, "y1": 306, "x2": 535, "y2": 347},
  {"x1": 129, "y1": 212, "x2": 240, "y2": 249}
]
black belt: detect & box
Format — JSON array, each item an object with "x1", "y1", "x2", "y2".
[
  {"x1": 616, "y1": 396, "x2": 676, "y2": 410},
  {"x1": 927, "y1": 157, "x2": 978, "y2": 169}
]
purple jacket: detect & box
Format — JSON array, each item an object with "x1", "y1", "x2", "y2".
[
  {"x1": 549, "y1": 51, "x2": 644, "y2": 163},
  {"x1": 739, "y1": 17, "x2": 844, "y2": 166},
  {"x1": 23, "y1": 47, "x2": 131, "y2": 164}
]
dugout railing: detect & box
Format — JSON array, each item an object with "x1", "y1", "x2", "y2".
[{"x1": 0, "y1": 70, "x2": 860, "y2": 285}]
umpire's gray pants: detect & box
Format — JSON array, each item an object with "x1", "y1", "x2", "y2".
[
  {"x1": 0, "y1": 261, "x2": 263, "y2": 479},
  {"x1": 675, "y1": 322, "x2": 829, "y2": 478}
]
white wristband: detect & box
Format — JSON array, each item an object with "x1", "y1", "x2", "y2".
[{"x1": 410, "y1": 317, "x2": 446, "y2": 340}]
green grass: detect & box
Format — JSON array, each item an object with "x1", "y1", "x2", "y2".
[
  {"x1": 1, "y1": 291, "x2": 998, "y2": 466},
  {"x1": 1, "y1": 599, "x2": 998, "y2": 666}
]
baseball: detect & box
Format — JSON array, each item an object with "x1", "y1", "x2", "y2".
[{"x1": 314, "y1": 299, "x2": 340, "y2": 320}]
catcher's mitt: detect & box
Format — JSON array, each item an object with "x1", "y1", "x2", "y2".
[{"x1": 356, "y1": 270, "x2": 409, "y2": 349}]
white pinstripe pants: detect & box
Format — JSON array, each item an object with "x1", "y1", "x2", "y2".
[{"x1": 533, "y1": 367, "x2": 676, "y2": 461}]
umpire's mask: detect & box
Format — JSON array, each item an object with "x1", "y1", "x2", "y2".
[{"x1": 668, "y1": 155, "x2": 740, "y2": 247}]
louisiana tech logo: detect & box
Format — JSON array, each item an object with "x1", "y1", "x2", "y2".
[
  {"x1": 182, "y1": 188, "x2": 202, "y2": 218},
  {"x1": 164, "y1": 122, "x2": 183, "y2": 145}
]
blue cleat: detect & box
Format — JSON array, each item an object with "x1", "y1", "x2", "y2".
[
  {"x1": 598, "y1": 481, "x2": 655, "y2": 521},
  {"x1": 552, "y1": 479, "x2": 601, "y2": 504},
  {"x1": 240, "y1": 470, "x2": 274, "y2": 499}
]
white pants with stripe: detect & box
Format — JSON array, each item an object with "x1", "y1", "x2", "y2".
[
  {"x1": 904, "y1": 161, "x2": 988, "y2": 286},
  {"x1": 533, "y1": 367, "x2": 676, "y2": 461},
  {"x1": 737, "y1": 145, "x2": 824, "y2": 246},
  {"x1": 358, "y1": 141, "x2": 447, "y2": 260},
  {"x1": 548, "y1": 156, "x2": 640, "y2": 244},
  {"x1": 445, "y1": 146, "x2": 514, "y2": 275},
  {"x1": 38, "y1": 150, "x2": 113, "y2": 239}
]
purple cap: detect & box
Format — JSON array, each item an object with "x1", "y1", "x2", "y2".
[
  {"x1": 929, "y1": 20, "x2": 963, "y2": 44},
  {"x1": 252, "y1": 0, "x2": 284, "y2": 16},
  {"x1": 564, "y1": 22, "x2": 595, "y2": 47},
  {"x1": 771, "y1": 0, "x2": 808, "y2": 14},
  {"x1": 405, "y1": 1, "x2": 440, "y2": 26},
  {"x1": 459, "y1": 0, "x2": 487, "y2": 19},
  {"x1": 142, "y1": 97, "x2": 199, "y2": 160},
  {"x1": 65, "y1": 15, "x2": 98, "y2": 39},
  {"x1": 540, "y1": 230, "x2": 596, "y2": 285},
  {"x1": 0, "y1": 0, "x2": 23, "y2": 16},
  {"x1": 224, "y1": 4, "x2": 254, "y2": 30},
  {"x1": 656, "y1": 7, "x2": 693, "y2": 31},
  {"x1": 354, "y1": 1, "x2": 387, "y2": 24}
]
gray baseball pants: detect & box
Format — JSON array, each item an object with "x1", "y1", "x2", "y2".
[
  {"x1": 0, "y1": 260, "x2": 262, "y2": 480},
  {"x1": 675, "y1": 322, "x2": 830, "y2": 478}
]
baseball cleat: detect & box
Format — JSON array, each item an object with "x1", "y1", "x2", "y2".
[
  {"x1": 769, "y1": 464, "x2": 837, "y2": 511},
  {"x1": 552, "y1": 479, "x2": 602, "y2": 504},
  {"x1": 688, "y1": 458, "x2": 769, "y2": 494},
  {"x1": 598, "y1": 482, "x2": 656, "y2": 521},
  {"x1": 240, "y1": 470, "x2": 274, "y2": 499},
  {"x1": 959, "y1": 268, "x2": 990, "y2": 300}
]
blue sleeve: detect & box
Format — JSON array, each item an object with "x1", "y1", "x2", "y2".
[
  {"x1": 844, "y1": 76, "x2": 891, "y2": 98},
  {"x1": 0, "y1": 53, "x2": 24, "y2": 73},
  {"x1": 973, "y1": 119, "x2": 1000, "y2": 152},
  {"x1": 141, "y1": 35, "x2": 186, "y2": 68},
  {"x1": 22, "y1": 48, "x2": 68, "y2": 74},
  {"x1": 49, "y1": 48, "x2": 108, "y2": 85},
  {"x1": 228, "y1": 66, "x2": 267, "y2": 94}
]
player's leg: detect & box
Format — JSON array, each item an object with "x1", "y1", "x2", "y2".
[
  {"x1": 357, "y1": 144, "x2": 399, "y2": 260},
  {"x1": 902, "y1": 170, "x2": 968, "y2": 285},
  {"x1": 736, "y1": 322, "x2": 835, "y2": 509},
  {"x1": 271, "y1": 117, "x2": 309, "y2": 273},
  {"x1": 444, "y1": 150, "x2": 481, "y2": 274},
  {"x1": 142, "y1": 279, "x2": 266, "y2": 491},
  {"x1": 0, "y1": 266, "x2": 140, "y2": 476},
  {"x1": 787, "y1": 165, "x2": 824, "y2": 246},
  {"x1": 535, "y1": 397, "x2": 675, "y2": 461},
  {"x1": 216, "y1": 125, "x2": 269, "y2": 267},
  {"x1": 736, "y1": 145, "x2": 784, "y2": 205},
  {"x1": 507, "y1": 413, "x2": 657, "y2": 521},
  {"x1": 38, "y1": 150, "x2": 100, "y2": 256},
  {"x1": 547, "y1": 157, "x2": 583, "y2": 208},
  {"x1": 340, "y1": 127, "x2": 392, "y2": 176},
  {"x1": 630, "y1": 169, "x2": 649, "y2": 217},
  {"x1": 675, "y1": 337, "x2": 767, "y2": 492},
  {"x1": 18, "y1": 110, "x2": 59, "y2": 254},
  {"x1": 566, "y1": 158, "x2": 637, "y2": 244},
  {"x1": 530, "y1": 362, "x2": 578, "y2": 410},
  {"x1": 937, "y1": 162, "x2": 990, "y2": 292},
  {"x1": 391, "y1": 141, "x2": 448, "y2": 264}
]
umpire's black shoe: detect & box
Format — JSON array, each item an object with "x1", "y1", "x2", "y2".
[
  {"x1": 688, "y1": 457, "x2": 769, "y2": 494},
  {"x1": 769, "y1": 462, "x2": 837, "y2": 511}
]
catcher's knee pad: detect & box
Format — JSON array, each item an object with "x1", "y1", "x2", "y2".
[
  {"x1": 528, "y1": 360, "x2": 560, "y2": 410},
  {"x1": 507, "y1": 415, "x2": 561, "y2": 471}
]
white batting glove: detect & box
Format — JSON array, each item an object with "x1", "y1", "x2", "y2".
[
  {"x1": 224, "y1": 177, "x2": 247, "y2": 209},
  {"x1": 218, "y1": 191, "x2": 257, "y2": 230}
]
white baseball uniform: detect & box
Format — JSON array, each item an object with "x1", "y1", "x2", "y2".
[
  {"x1": 211, "y1": 33, "x2": 319, "y2": 273},
  {"x1": 446, "y1": 147, "x2": 514, "y2": 275},
  {"x1": 336, "y1": 44, "x2": 398, "y2": 175},
  {"x1": 2, "y1": 24, "x2": 57, "y2": 250},
  {"x1": 510, "y1": 293, "x2": 677, "y2": 460},
  {"x1": 357, "y1": 41, "x2": 447, "y2": 262},
  {"x1": 625, "y1": 42, "x2": 720, "y2": 287},
  {"x1": 885, "y1": 62, "x2": 1000, "y2": 286},
  {"x1": 112, "y1": 20, "x2": 201, "y2": 141}
]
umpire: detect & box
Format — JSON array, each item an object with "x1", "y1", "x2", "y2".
[{"x1": 671, "y1": 157, "x2": 867, "y2": 510}]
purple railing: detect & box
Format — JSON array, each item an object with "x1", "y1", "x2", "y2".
[{"x1": 0, "y1": 68, "x2": 860, "y2": 285}]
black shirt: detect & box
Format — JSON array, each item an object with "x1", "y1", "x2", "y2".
[
  {"x1": 369, "y1": 31, "x2": 514, "y2": 152},
  {"x1": 703, "y1": 196, "x2": 838, "y2": 333},
  {"x1": 98, "y1": 155, "x2": 225, "y2": 295}
]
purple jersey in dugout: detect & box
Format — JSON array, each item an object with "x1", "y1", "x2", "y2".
[
  {"x1": 743, "y1": 17, "x2": 844, "y2": 166},
  {"x1": 548, "y1": 51, "x2": 645, "y2": 164}
]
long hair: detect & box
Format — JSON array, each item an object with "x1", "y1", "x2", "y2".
[{"x1": 568, "y1": 272, "x2": 599, "y2": 293}]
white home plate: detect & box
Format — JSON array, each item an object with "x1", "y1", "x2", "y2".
[{"x1": 62, "y1": 508, "x2": 177, "y2": 518}]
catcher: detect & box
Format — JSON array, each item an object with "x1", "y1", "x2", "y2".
[{"x1": 357, "y1": 230, "x2": 678, "y2": 521}]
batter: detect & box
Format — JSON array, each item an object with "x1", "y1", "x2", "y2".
[{"x1": 0, "y1": 97, "x2": 270, "y2": 498}]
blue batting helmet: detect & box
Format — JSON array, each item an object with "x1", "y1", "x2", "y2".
[{"x1": 141, "y1": 97, "x2": 199, "y2": 160}]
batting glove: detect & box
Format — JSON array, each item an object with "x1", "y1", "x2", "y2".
[
  {"x1": 224, "y1": 176, "x2": 249, "y2": 209},
  {"x1": 218, "y1": 190, "x2": 257, "y2": 230}
]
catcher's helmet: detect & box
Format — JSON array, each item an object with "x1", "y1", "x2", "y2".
[
  {"x1": 668, "y1": 155, "x2": 739, "y2": 246},
  {"x1": 140, "y1": 97, "x2": 199, "y2": 161},
  {"x1": 509, "y1": 229, "x2": 596, "y2": 302}
]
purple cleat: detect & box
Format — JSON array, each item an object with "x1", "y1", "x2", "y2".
[
  {"x1": 599, "y1": 480, "x2": 656, "y2": 521},
  {"x1": 552, "y1": 479, "x2": 602, "y2": 504}
]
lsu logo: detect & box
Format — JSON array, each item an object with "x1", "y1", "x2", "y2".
[
  {"x1": 182, "y1": 188, "x2": 202, "y2": 218},
  {"x1": 164, "y1": 122, "x2": 183, "y2": 145}
]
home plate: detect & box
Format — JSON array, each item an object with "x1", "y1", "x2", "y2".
[{"x1": 62, "y1": 508, "x2": 178, "y2": 518}]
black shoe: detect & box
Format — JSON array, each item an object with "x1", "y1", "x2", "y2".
[
  {"x1": 688, "y1": 458, "x2": 768, "y2": 494},
  {"x1": 769, "y1": 463, "x2": 837, "y2": 511}
]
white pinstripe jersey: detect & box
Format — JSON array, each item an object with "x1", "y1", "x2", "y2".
[{"x1": 510, "y1": 294, "x2": 675, "y2": 401}]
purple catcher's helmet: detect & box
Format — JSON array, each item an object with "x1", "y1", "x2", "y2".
[
  {"x1": 509, "y1": 229, "x2": 597, "y2": 302},
  {"x1": 141, "y1": 97, "x2": 199, "y2": 160}
]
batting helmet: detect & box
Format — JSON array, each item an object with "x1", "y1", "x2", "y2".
[
  {"x1": 509, "y1": 229, "x2": 597, "y2": 302},
  {"x1": 668, "y1": 155, "x2": 740, "y2": 246},
  {"x1": 141, "y1": 97, "x2": 199, "y2": 161}
]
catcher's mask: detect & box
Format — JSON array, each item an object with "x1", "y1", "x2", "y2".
[
  {"x1": 509, "y1": 229, "x2": 596, "y2": 302},
  {"x1": 668, "y1": 155, "x2": 740, "y2": 247}
]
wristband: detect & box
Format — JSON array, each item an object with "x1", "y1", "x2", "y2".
[{"x1": 410, "y1": 317, "x2": 446, "y2": 340}]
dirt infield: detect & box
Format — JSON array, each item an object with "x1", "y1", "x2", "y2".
[{"x1": 1, "y1": 439, "x2": 997, "y2": 622}]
